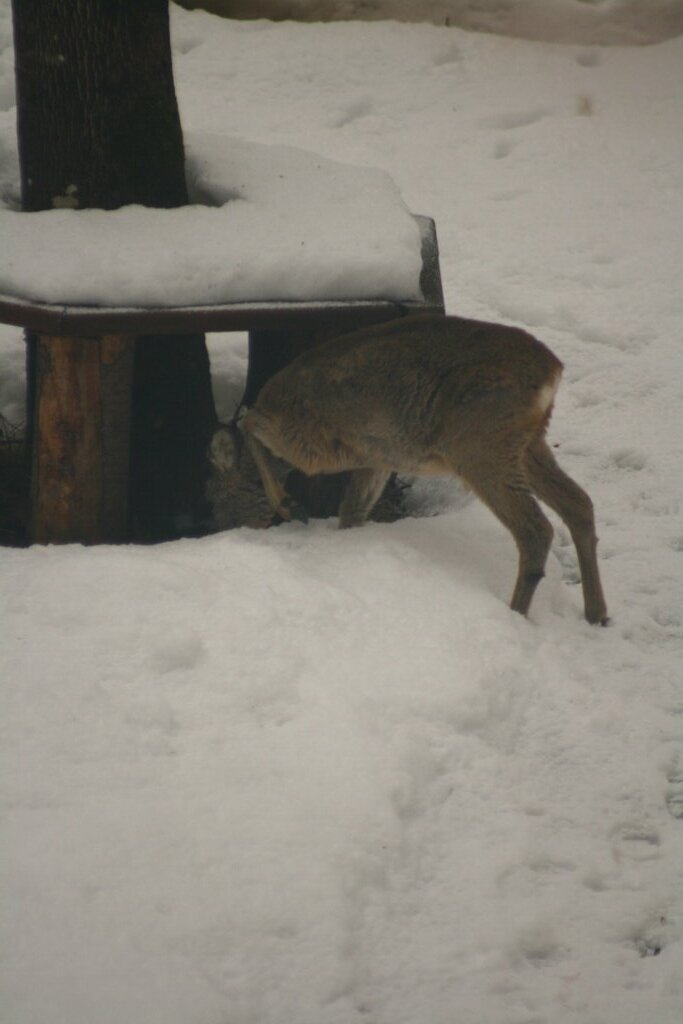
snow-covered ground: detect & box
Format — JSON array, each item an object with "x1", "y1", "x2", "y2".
[
  {"x1": 182, "y1": 0, "x2": 683, "y2": 46},
  {"x1": 2, "y1": 2, "x2": 683, "y2": 1022}
]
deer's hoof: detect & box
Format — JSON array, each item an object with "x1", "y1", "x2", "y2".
[
  {"x1": 278, "y1": 495, "x2": 309, "y2": 525},
  {"x1": 586, "y1": 610, "x2": 610, "y2": 626}
]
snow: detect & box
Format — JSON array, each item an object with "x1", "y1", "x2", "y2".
[
  {"x1": 2, "y1": 2, "x2": 683, "y2": 1023},
  {"x1": 187, "y1": 0, "x2": 683, "y2": 46},
  {"x1": 0, "y1": 134, "x2": 422, "y2": 306}
]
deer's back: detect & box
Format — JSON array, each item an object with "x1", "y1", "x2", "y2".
[{"x1": 251, "y1": 314, "x2": 564, "y2": 475}]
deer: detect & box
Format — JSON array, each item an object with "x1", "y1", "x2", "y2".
[{"x1": 209, "y1": 314, "x2": 608, "y2": 624}]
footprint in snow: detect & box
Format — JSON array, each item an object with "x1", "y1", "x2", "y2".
[
  {"x1": 480, "y1": 107, "x2": 550, "y2": 131},
  {"x1": 432, "y1": 42, "x2": 462, "y2": 67},
  {"x1": 332, "y1": 96, "x2": 374, "y2": 129},
  {"x1": 497, "y1": 854, "x2": 577, "y2": 900},
  {"x1": 665, "y1": 755, "x2": 683, "y2": 820},
  {"x1": 173, "y1": 33, "x2": 204, "y2": 56},
  {"x1": 576, "y1": 49, "x2": 602, "y2": 68},
  {"x1": 609, "y1": 822, "x2": 661, "y2": 862},
  {"x1": 148, "y1": 632, "x2": 205, "y2": 675},
  {"x1": 492, "y1": 138, "x2": 517, "y2": 160},
  {"x1": 580, "y1": 823, "x2": 664, "y2": 914},
  {"x1": 608, "y1": 448, "x2": 648, "y2": 472},
  {"x1": 632, "y1": 914, "x2": 671, "y2": 958}
]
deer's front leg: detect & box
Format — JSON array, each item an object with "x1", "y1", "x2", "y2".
[{"x1": 241, "y1": 423, "x2": 308, "y2": 524}]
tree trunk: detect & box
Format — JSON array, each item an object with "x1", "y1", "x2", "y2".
[
  {"x1": 12, "y1": 0, "x2": 216, "y2": 541},
  {"x1": 13, "y1": 0, "x2": 187, "y2": 212}
]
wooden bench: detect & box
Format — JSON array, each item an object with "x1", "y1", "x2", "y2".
[{"x1": 0, "y1": 215, "x2": 445, "y2": 544}]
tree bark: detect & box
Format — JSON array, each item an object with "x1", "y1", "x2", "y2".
[
  {"x1": 13, "y1": 0, "x2": 187, "y2": 212},
  {"x1": 12, "y1": 0, "x2": 217, "y2": 542}
]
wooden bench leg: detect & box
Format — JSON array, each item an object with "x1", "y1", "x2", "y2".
[{"x1": 30, "y1": 334, "x2": 134, "y2": 544}]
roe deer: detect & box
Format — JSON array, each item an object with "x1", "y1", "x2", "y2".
[{"x1": 210, "y1": 314, "x2": 608, "y2": 624}]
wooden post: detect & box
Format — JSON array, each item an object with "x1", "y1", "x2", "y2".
[{"x1": 31, "y1": 335, "x2": 134, "y2": 544}]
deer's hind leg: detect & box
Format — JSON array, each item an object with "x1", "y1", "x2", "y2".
[
  {"x1": 525, "y1": 438, "x2": 608, "y2": 624},
  {"x1": 462, "y1": 453, "x2": 554, "y2": 618}
]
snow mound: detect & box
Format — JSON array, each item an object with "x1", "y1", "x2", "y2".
[
  {"x1": 0, "y1": 134, "x2": 422, "y2": 307},
  {"x1": 190, "y1": 0, "x2": 683, "y2": 47}
]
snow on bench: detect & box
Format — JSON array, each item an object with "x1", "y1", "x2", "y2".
[{"x1": 0, "y1": 138, "x2": 444, "y2": 544}]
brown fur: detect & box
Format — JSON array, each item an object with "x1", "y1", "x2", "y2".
[{"x1": 222, "y1": 314, "x2": 607, "y2": 623}]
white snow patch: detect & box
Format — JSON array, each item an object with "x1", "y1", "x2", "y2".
[
  {"x1": 0, "y1": 134, "x2": 422, "y2": 307},
  {"x1": 2, "y1": 3, "x2": 683, "y2": 1023},
  {"x1": 187, "y1": 0, "x2": 683, "y2": 46}
]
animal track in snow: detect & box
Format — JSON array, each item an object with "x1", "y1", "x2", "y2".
[
  {"x1": 511, "y1": 919, "x2": 565, "y2": 966},
  {"x1": 609, "y1": 822, "x2": 661, "y2": 862},
  {"x1": 173, "y1": 33, "x2": 204, "y2": 56},
  {"x1": 650, "y1": 605, "x2": 682, "y2": 631},
  {"x1": 480, "y1": 107, "x2": 550, "y2": 132},
  {"x1": 492, "y1": 138, "x2": 517, "y2": 160},
  {"x1": 332, "y1": 96, "x2": 374, "y2": 128},
  {"x1": 432, "y1": 42, "x2": 462, "y2": 67},
  {"x1": 497, "y1": 854, "x2": 577, "y2": 900},
  {"x1": 665, "y1": 756, "x2": 683, "y2": 820},
  {"x1": 608, "y1": 448, "x2": 648, "y2": 472},
  {"x1": 579, "y1": 819, "x2": 666, "y2": 896},
  {"x1": 635, "y1": 934, "x2": 663, "y2": 957},
  {"x1": 631, "y1": 913, "x2": 674, "y2": 959},
  {"x1": 576, "y1": 49, "x2": 602, "y2": 68},
  {"x1": 147, "y1": 632, "x2": 206, "y2": 675},
  {"x1": 243, "y1": 661, "x2": 305, "y2": 728}
]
